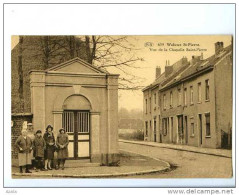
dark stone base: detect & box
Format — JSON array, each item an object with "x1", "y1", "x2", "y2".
[
  {"x1": 100, "y1": 153, "x2": 120, "y2": 166},
  {"x1": 90, "y1": 154, "x2": 101, "y2": 163}
]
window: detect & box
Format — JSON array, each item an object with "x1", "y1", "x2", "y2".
[
  {"x1": 150, "y1": 120, "x2": 152, "y2": 131},
  {"x1": 198, "y1": 82, "x2": 202, "y2": 102},
  {"x1": 158, "y1": 92, "x2": 161, "y2": 107},
  {"x1": 190, "y1": 86, "x2": 194, "y2": 104},
  {"x1": 62, "y1": 111, "x2": 74, "y2": 133},
  {"x1": 205, "y1": 113, "x2": 210, "y2": 136},
  {"x1": 170, "y1": 91, "x2": 173, "y2": 108},
  {"x1": 154, "y1": 93, "x2": 156, "y2": 104},
  {"x1": 191, "y1": 123, "x2": 194, "y2": 136},
  {"x1": 190, "y1": 118, "x2": 194, "y2": 136},
  {"x1": 145, "y1": 99, "x2": 148, "y2": 114},
  {"x1": 145, "y1": 121, "x2": 148, "y2": 136},
  {"x1": 149, "y1": 97, "x2": 152, "y2": 113},
  {"x1": 162, "y1": 118, "x2": 168, "y2": 135},
  {"x1": 163, "y1": 94, "x2": 166, "y2": 109},
  {"x1": 205, "y1": 80, "x2": 210, "y2": 101},
  {"x1": 178, "y1": 88, "x2": 182, "y2": 106},
  {"x1": 184, "y1": 88, "x2": 187, "y2": 106}
]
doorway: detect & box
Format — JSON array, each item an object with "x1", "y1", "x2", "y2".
[
  {"x1": 154, "y1": 118, "x2": 157, "y2": 142},
  {"x1": 62, "y1": 110, "x2": 90, "y2": 159},
  {"x1": 198, "y1": 114, "x2": 202, "y2": 146},
  {"x1": 184, "y1": 116, "x2": 188, "y2": 144},
  {"x1": 177, "y1": 115, "x2": 183, "y2": 144},
  {"x1": 171, "y1": 117, "x2": 174, "y2": 143}
]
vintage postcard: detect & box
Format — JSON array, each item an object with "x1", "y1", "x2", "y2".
[{"x1": 11, "y1": 35, "x2": 233, "y2": 180}]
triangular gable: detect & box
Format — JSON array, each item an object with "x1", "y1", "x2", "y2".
[{"x1": 47, "y1": 57, "x2": 108, "y2": 74}]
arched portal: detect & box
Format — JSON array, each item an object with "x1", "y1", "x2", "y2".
[
  {"x1": 62, "y1": 95, "x2": 92, "y2": 159},
  {"x1": 62, "y1": 95, "x2": 92, "y2": 110}
]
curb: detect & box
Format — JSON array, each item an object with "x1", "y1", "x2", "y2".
[
  {"x1": 12, "y1": 151, "x2": 171, "y2": 178},
  {"x1": 119, "y1": 140, "x2": 232, "y2": 158}
]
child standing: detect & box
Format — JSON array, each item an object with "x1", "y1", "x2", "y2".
[
  {"x1": 33, "y1": 130, "x2": 46, "y2": 171},
  {"x1": 56, "y1": 129, "x2": 69, "y2": 170}
]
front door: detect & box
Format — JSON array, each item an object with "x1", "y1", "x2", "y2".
[
  {"x1": 171, "y1": 117, "x2": 173, "y2": 143},
  {"x1": 177, "y1": 115, "x2": 183, "y2": 144},
  {"x1": 184, "y1": 116, "x2": 188, "y2": 144},
  {"x1": 154, "y1": 118, "x2": 157, "y2": 142},
  {"x1": 62, "y1": 111, "x2": 90, "y2": 159},
  {"x1": 198, "y1": 114, "x2": 202, "y2": 146}
]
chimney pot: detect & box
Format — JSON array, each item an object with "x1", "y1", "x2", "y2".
[
  {"x1": 165, "y1": 65, "x2": 173, "y2": 77},
  {"x1": 215, "y1": 41, "x2": 224, "y2": 55},
  {"x1": 156, "y1": 66, "x2": 161, "y2": 79}
]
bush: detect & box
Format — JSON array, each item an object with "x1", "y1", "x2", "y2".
[{"x1": 118, "y1": 129, "x2": 144, "y2": 141}]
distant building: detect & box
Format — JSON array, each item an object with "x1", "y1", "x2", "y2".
[{"x1": 142, "y1": 42, "x2": 232, "y2": 149}]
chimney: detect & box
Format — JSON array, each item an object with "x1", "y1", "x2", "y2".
[
  {"x1": 200, "y1": 53, "x2": 203, "y2": 60},
  {"x1": 215, "y1": 41, "x2": 224, "y2": 55},
  {"x1": 165, "y1": 60, "x2": 173, "y2": 77},
  {"x1": 191, "y1": 55, "x2": 201, "y2": 65},
  {"x1": 182, "y1": 56, "x2": 188, "y2": 65},
  {"x1": 156, "y1": 66, "x2": 161, "y2": 79}
]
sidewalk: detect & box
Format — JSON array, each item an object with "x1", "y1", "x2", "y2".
[
  {"x1": 12, "y1": 151, "x2": 170, "y2": 178},
  {"x1": 119, "y1": 139, "x2": 232, "y2": 158}
]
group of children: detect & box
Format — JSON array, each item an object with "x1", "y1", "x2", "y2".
[{"x1": 15, "y1": 125, "x2": 69, "y2": 173}]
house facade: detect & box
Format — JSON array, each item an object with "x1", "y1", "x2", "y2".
[{"x1": 142, "y1": 42, "x2": 232, "y2": 149}]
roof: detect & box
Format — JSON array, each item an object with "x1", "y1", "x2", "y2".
[
  {"x1": 142, "y1": 57, "x2": 188, "y2": 92},
  {"x1": 160, "y1": 44, "x2": 232, "y2": 91},
  {"x1": 143, "y1": 44, "x2": 232, "y2": 93},
  {"x1": 142, "y1": 72, "x2": 165, "y2": 92}
]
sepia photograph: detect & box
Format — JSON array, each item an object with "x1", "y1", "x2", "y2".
[{"x1": 10, "y1": 35, "x2": 233, "y2": 179}]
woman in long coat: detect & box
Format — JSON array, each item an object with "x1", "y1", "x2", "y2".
[
  {"x1": 26, "y1": 123, "x2": 35, "y2": 169},
  {"x1": 33, "y1": 130, "x2": 46, "y2": 171},
  {"x1": 43, "y1": 125, "x2": 55, "y2": 170},
  {"x1": 56, "y1": 129, "x2": 69, "y2": 170},
  {"x1": 15, "y1": 130, "x2": 33, "y2": 173}
]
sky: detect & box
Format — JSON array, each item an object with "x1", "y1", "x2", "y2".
[{"x1": 11, "y1": 35, "x2": 232, "y2": 111}]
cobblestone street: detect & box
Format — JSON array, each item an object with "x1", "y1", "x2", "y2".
[{"x1": 119, "y1": 142, "x2": 232, "y2": 178}]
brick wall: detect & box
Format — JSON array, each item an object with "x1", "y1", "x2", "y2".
[{"x1": 11, "y1": 114, "x2": 33, "y2": 159}]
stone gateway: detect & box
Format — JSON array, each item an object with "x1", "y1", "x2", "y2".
[{"x1": 30, "y1": 57, "x2": 119, "y2": 165}]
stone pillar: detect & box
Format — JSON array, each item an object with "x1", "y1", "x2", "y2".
[
  {"x1": 30, "y1": 71, "x2": 46, "y2": 132},
  {"x1": 90, "y1": 112, "x2": 100, "y2": 163},
  {"x1": 104, "y1": 74, "x2": 120, "y2": 165},
  {"x1": 53, "y1": 111, "x2": 63, "y2": 135}
]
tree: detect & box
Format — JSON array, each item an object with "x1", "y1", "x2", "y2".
[
  {"x1": 83, "y1": 35, "x2": 145, "y2": 90},
  {"x1": 18, "y1": 36, "x2": 24, "y2": 112},
  {"x1": 35, "y1": 36, "x2": 87, "y2": 69}
]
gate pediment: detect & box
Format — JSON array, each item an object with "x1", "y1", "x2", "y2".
[{"x1": 47, "y1": 57, "x2": 107, "y2": 74}]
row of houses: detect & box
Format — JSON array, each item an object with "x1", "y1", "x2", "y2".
[{"x1": 142, "y1": 41, "x2": 232, "y2": 149}]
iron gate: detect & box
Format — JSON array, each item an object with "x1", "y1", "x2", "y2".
[{"x1": 62, "y1": 111, "x2": 90, "y2": 159}]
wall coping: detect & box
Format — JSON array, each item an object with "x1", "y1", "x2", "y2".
[{"x1": 11, "y1": 113, "x2": 33, "y2": 116}]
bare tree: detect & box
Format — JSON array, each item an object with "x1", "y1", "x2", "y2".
[
  {"x1": 29, "y1": 35, "x2": 145, "y2": 90},
  {"x1": 18, "y1": 36, "x2": 24, "y2": 112},
  {"x1": 83, "y1": 35, "x2": 145, "y2": 90}
]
